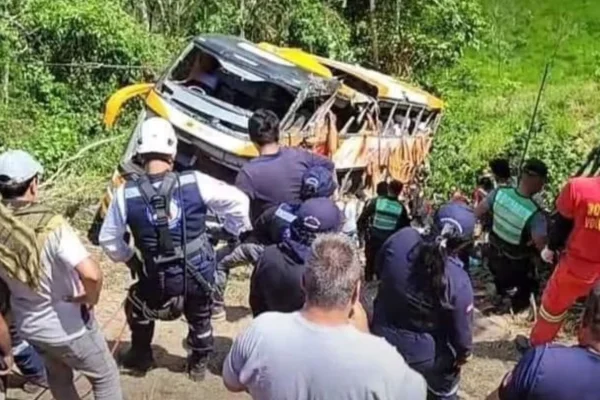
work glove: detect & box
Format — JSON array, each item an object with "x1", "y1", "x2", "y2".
[{"x1": 541, "y1": 246, "x2": 555, "y2": 264}]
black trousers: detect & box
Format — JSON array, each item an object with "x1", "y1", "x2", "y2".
[
  {"x1": 487, "y1": 246, "x2": 538, "y2": 313},
  {"x1": 365, "y1": 230, "x2": 392, "y2": 281},
  {"x1": 125, "y1": 272, "x2": 213, "y2": 360}
]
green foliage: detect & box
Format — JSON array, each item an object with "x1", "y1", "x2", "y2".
[
  {"x1": 1, "y1": 0, "x2": 484, "y2": 186},
  {"x1": 12, "y1": 0, "x2": 595, "y2": 219},
  {"x1": 194, "y1": 0, "x2": 355, "y2": 60},
  {"x1": 426, "y1": 0, "x2": 600, "y2": 200},
  {"x1": 343, "y1": 0, "x2": 485, "y2": 78},
  {"x1": 0, "y1": 0, "x2": 165, "y2": 178}
]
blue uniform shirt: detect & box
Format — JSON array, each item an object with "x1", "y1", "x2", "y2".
[
  {"x1": 235, "y1": 148, "x2": 334, "y2": 223},
  {"x1": 500, "y1": 345, "x2": 600, "y2": 400},
  {"x1": 372, "y1": 227, "x2": 474, "y2": 363}
]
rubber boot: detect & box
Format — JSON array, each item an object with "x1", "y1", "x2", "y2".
[
  {"x1": 120, "y1": 345, "x2": 155, "y2": 373},
  {"x1": 187, "y1": 353, "x2": 208, "y2": 382},
  {"x1": 119, "y1": 327, "x2": 155, "y2": 373}
]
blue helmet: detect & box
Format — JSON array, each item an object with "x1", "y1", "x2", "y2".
[
  {"x1": 289, "y1": 198, "x2": 342, "y2": 244},
  {"x1": 434, "y1": 202, "x2": 476, "y2": 240},
  {"x1": 300, "y1": 166, "x2": 337, "y2": 200}
]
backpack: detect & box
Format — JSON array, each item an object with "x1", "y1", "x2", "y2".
[{"x1": 0, "y1": 202, "x2": 64, "y2": 289}]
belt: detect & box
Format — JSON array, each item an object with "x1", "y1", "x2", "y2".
[{"x1": 150, "y1": 235, "x2": 208, "y2": 266}]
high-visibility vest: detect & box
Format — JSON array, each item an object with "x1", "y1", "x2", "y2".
[
  {"x1": 373, "y1": 198, "x2": 404, "y2": 231},
  {"x1": 492, "y1": 188, "x2": 539, "y2": 246},
  {"x1": 0, "y1": 201, "x2": 64, "y2": 289}
]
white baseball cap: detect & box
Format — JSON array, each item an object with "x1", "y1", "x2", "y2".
[
  {"x1": 0, "y1": 150, "x2": 44, "y2": 185},
  {"x1": 136, "y1": 117, "x2": 178, "y2": 157}
]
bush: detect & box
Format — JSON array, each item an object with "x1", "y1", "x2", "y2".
[{"x1": 0, "y1": 0, "x2": 167, "y2": 176}]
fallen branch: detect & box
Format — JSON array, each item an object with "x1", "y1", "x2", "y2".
[{"x1": 41, "y1": 136, "x2": 124, "y2": 189}]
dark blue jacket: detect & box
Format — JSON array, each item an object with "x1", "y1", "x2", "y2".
[
  {"x1": 235, "y1": 148, "x2": 334, "y2": 224},
  {"x1": 249, "y1": 241, "x2": 307, "y2": 317},
  {"x1": 371, "y1": 227, "x2": 474, "y2": 364},
  {"x1": 500, "y1": 345, "x2": 600, "y2": 400},
  {"x1": 124, "y1": 171, "x2": 214, "y2": 281}
]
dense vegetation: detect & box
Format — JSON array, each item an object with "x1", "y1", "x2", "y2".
[
  {"x1": 428, "y1": 0, "x2": 600, "y2": 200},
  {"x1": 0, "y1": 0, "x2": 597, "y2": 214}
]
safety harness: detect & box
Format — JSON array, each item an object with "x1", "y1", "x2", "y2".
[{"x1": 128, "y1": 172, "x2": 215, "y2": 321}]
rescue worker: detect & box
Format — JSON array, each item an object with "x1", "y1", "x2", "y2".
[
  {"x1": 474, "y1": 159, "x2": 548, "y2": 313},
  {"x1": 249, "y1": 198, "x2": 342, "y2": 317},
  {"x1": 98, "y1": 117, "x2": 251, "y2": 381},
  {"x1": 358, "y1": 180, "x2": 410, "y2": 281},
  {"x1": 491, "y1": 283, "x2": 600, "y2": 400},
  {"x1": 212, "y1": 165, "x2": 337, "y2": 320},
  {"x1": 371, "y1": 202, "x2": 476, "y2": 400},
  {"x1": 257, "y1": 165, "x2": 337, "y2": 246},
  {"x1": 235, "y1": 109, "x2": 335, "y2": 230},
  {"x1": 520, "y1": 174, "x2": 600, "y2": 347}
]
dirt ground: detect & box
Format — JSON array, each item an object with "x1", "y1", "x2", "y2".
[{"x1": 5, "y1": 238, "x2": 576, "y2": 400}]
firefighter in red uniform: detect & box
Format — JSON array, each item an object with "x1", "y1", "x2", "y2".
[{"x1": 527, "y1": 176, "x2": 600, "y2": 346}]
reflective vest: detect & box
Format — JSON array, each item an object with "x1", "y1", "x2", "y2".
[
  {"x1": 492, "y1": 188, "x2": 539, "y2": 246},
  {"x1": 373, "y1": 197, "x2": 404, "y2": 231},
  {"x1": 0, "y1": 202, "x2": 64, "y2": 289},
  {"x1": 124, "y1": 171, "x2": 209, "y2": 274}
]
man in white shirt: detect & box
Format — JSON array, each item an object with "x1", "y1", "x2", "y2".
[
  {"x1": 0, "y1": 150, "x2": 122, "y2": 400},
  {"x1": 223, "y1": 233, "x2": 427, "y2": 400},
  {"x1": 99, "y1": 117, "x2": 251, "y2": 381}
]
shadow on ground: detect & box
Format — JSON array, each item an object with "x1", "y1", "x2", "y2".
[
  {"x1": 209, "y1": 336, "x2": 233, "y2": 376},
  {"x1": 225, "y1": 305, "x2": 251, "y2": 323},
  {"x1": 474, "y1": 340, "x2": 520, "y2": 363},
  {"x1": 108, "y1": 341, "x2": 188, "y2": 375}
]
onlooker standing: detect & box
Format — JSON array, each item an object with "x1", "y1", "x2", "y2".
[
  {"x1": 0, "y1": 150, "x2": 122, "y2": 400},
  {"x1": 0, "y1": 280, "x2": 47, "y2": 392},
  {"x1": 337, "y1": 193, "x2": 360, "y2": 244},
  {"x1": 489, "y1": 158, "x2": 513, "y2": 188},
  {"x1": 223, "y1": 234, "x2": 426, "y2": 400}
]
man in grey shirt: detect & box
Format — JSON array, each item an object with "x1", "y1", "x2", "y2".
[{"x1": 223, "y1": 233, "x2": 426, "y2": 400}]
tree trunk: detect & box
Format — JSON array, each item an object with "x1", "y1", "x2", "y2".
[
  {"x1": 3, "y1": 61, "x2": 9, "y2": 105},
  {"x1": 369, "y1": 0, "x2": 379, "y2": 68},
  {"x1": 396, "y1": 0, "x2": 402, "y2": 76},
  {"x1": 139, "y1": 0, "x2": 150, "y2": 31},
  {"x1": 240, "y1": 0, "x2": 245, "y2": 37}
]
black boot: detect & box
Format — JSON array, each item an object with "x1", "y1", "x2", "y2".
[
  {"x1": 187, "y1": 353, "x2": 208, "y2": 382},
  {"x1": 119, "y1": 346, "x2": 155, "y2": 374}
]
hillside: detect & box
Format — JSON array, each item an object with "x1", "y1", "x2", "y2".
[{"x1": 429, "y1": 0, "x2": 600, "y2": 197}]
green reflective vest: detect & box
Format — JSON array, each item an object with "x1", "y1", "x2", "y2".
[
  {"x1": 373, "y1": 197, "x2": 404, "y2": 231},
  {"x1": 492, "y1": 188, "x2": 538, "y2": 246}
]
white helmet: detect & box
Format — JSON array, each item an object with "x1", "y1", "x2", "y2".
[{"x1": 136, "y1": 117, "x2": 178, "y2": 157}]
